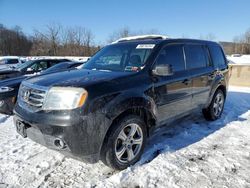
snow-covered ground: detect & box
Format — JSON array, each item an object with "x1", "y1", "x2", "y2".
[
  {"x1": 1, "y1": 86, "x2": 250, "y2": 188},
  {"x1": 227, "y1": 55, "x2": 250, "y2": 64}
]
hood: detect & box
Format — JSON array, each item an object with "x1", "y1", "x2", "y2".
[
  {"x1": 0, "y1": 68, "x2": 22, "y2": 80},
  {"x1": 25, "y1": 69, "x2": 133, "y2": 88},
  {"x1": 0, "y1": 75, "x2": 27, "y2": 87}
]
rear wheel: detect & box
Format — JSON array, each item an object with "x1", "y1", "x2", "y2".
[
  {"x1": 203, "y1": 89, "x2": 225, "y2": 121},
  {"x1": 101, "y1": 115, "x2": 147, "y2": 170}
]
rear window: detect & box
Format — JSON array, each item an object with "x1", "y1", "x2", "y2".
[
  {"x1": 185, "y1": 44, "x2": 208, "y2": 69},
  {"x1": 209, "y1": 45, "x2": 227, "y2": 68}
]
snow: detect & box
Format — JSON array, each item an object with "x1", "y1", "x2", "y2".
[
  {"x1": 1, "y1": 86, "x2": 250, "y2": 187},
  {"x1": 0, "y1": 56, "x2": 20, "y2": 60},
  {"x1": 227, "y1": 55, "x2": 250, "y2": 65},
  {"x1": 20, "y1": 56, "x2": 90, "y2": 62},
  {"x1": 112, "y1": 35, "x2": 168, "y2": 44}
]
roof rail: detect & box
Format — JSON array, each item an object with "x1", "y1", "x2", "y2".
[{"x1": 112, "y1": 35, "x2": 168, "y2": 44}]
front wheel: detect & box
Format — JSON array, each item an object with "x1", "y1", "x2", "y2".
[
  {"x1": 101, "y1": 115, "x2": 147, "y2": 170},
  {"x1": 203, "y1": 89, "x2": 225, "y2": 121}
]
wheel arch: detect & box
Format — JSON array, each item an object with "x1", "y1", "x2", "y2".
[
  {"x1": 205, "y1": 79, "x2": 227, "y2": 108},
  {"x1": 100, "y1": 105, "x2": 156, "y2": 157}
]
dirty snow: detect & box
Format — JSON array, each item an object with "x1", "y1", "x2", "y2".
[{"x1": 0, "y1": 86, "x2": 250, "y2": 188}]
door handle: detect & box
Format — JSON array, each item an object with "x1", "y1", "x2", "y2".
[{"x1": 182, "y1": 79, "x2": 191, "y2": 85}]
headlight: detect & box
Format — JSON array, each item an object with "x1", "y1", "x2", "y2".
[
  {"x1": 0, "y1": 86, "x2": 14, "y2": 93},
  {"x1": 43, "y1": 87, "x2": 88, "y2": 110}
]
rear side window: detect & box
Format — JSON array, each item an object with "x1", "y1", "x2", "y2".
[
  {"x1": 209, "y1": 45, "x2": 227, "y2": 68},
  {"x1": 185, "y1": 45, "x2": 208, "y2": 69},
  {"x1": 156, "y1": 44, "x2": 185, "y2": 72}
]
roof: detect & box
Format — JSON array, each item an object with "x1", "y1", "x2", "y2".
[
  {"x1": 111, "y1": 35, "x2": 219, "y2": 46},
  {"x1": 112, "y1": 35, "x2": 168, "y2": 44}
]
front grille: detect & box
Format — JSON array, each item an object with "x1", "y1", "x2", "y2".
[{"x1": 18, "y1": 81, "x2": 48, "y2": 112}]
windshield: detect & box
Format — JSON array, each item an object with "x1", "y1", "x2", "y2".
[
  {"x1": 15, "y1": 60, "x2": 34, "y2": 71},
  {"x1": 83, "y1": 43, "x2": 154, "y2": 72}
]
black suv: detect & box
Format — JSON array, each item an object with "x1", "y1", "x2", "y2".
[{"x1": 14, "y1": 37, "x2": 229, "y2": 170}]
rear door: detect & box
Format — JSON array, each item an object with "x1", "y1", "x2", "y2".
[
  {"x1": 184, "y1": 44, "x2": 213, "y2": 109},
  {"x1": 153, "y1": 44, "x2": 192, "y2": 124}
]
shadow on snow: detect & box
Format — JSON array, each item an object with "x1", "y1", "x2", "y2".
[{"x1": 138, "y1": 91, "x2": 250, "y2": 165}]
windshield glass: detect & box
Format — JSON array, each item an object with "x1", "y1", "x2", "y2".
[
  {"x1": 83, "y1": 43, "x2": 154, "y2": 72},
  {"x1": 15, "y1": 60, "x2": 34, "y2": 71}
]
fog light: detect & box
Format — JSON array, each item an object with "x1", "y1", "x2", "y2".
[{"x1": 54, "y1": 138, "x2": 66, "y2": 149}]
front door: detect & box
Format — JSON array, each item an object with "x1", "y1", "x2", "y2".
[{"x1": 153, "y1": 44, "x2": 192, "y2": 124}]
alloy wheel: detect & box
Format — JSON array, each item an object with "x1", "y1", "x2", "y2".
[
  {"x1": 115, "y1": 123, "x2": 143, "y2": 163},
  {"x1": 213, "y1": 92, "x2": 224, "y2": 117}
]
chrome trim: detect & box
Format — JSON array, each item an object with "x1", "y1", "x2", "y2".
[
  {"x1": 18, "y1": 81, "x2": 49, "y2": 112},
  {"x1": 22, "y1": 81, "x2": 49, "y2": 91}
]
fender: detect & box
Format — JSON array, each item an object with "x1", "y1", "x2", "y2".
[
  {"x1": 205, "y1": 74, "x2": 227, "y2": 108},
  {"x1": 97, "y1": 92, "x2": 157, "y2": 156},
  {"x1": 104, "y1": 92, "x2": 157, "y2": 122}
]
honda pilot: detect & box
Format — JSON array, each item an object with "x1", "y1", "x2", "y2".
[{"x1": 14, "y1": 36, "x2": 229, "y2": 170}]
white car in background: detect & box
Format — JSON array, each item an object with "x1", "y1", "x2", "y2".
[{"x1": 0, "y1": 56, "x2": 24, "y2": 69}]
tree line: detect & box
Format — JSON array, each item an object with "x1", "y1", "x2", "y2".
[
  {"x1": 232, "y1": 29, "x2": 250, "y2": 54},
  {"x1": 0, "y1": 23, "x2": 100, "y2": 56},
  {"x1": 0, "y1": 23, "x2": 250, "y2": 56}
]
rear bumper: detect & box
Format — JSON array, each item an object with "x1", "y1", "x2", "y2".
[{"x1": 14, "y1": 104, "x2": 112, "y2": 163}]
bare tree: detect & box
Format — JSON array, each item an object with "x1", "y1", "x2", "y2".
[
  {"x1": 60, "y1": 26, "x2": 94, "y2": 56},
  {"x1": 107, "y1": 27, "x2": 131, "y2": 43},
  {"x1": 199, "y1": 33, "x2": 216, "y2": 41},
  {"x1": 0, "y1": 24, "x2": 32, "y2": 56},
  {"x1": 107, "y1": 27, "x2": 161, "y2": 43},
  {"x1": 231, "y1": 29, "x2": 250, "y2": 54}
]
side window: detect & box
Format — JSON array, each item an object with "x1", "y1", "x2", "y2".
[
  {"x1": 208, "y1": 45, "x2": 227, "y2": 68},
  {"x1": 6, "y1": 59, "x2": 19, "y2": 64},
  {"x1": 29, "y1": 61, "x2": 48, "y2": 71},
  {"x1": 185, "y1": 44, "x2": 208, "y2": 69},
  {"x1": 156, "y1": 44, "x2": 185, "y2": 72}
]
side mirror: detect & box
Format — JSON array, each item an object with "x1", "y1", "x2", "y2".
[{"x1": 152, "y1": 64, "x2": 173, "y2": 76}]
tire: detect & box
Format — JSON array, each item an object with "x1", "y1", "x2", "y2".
[
  {"x1": 202, "y1": 89, "x2": 225, "y2": 121},
  {"x1": 101, "y1": 115, "x2": 147, "y2": 170}
]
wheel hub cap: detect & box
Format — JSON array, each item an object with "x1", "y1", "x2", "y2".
[
  {"x1": 115, "y1": 123, "x2": 143, "y2": 163},
  {"x1": 213, "y1": 92, "x2": 224, "y2": 117}
]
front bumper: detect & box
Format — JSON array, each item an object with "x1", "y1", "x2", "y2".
[{"x1": 14, "y1": 104, "x2": 112, "y2": 163}]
